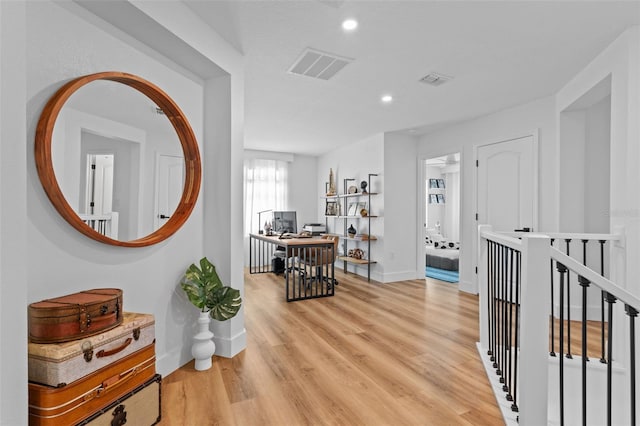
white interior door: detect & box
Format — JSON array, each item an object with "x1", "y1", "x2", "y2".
[
  {"x1": 86, "y1": 154, "x2": 114, "y2": 215},
  {"x1": 154, "y1": 154, "x2": 184, "y2": 231},
  {"x1": 477, "y1": 135, "x2": 537, "y2": 232}
]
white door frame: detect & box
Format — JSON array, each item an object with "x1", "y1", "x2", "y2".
[
  {"x1": 472, "y1": 129, "x2": 539, "y2": 292},
  {"x1": 415, "y1": 151, "x2": 463, "y2": 282}
]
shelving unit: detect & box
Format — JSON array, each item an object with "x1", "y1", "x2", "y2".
[{"x1": 323, "y1": 173, "x2": 379, "y2": 281}]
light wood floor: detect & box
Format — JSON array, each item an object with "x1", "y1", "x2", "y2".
[{"x1": 161, "y1": 270, "x2": 504, "y2": 425}]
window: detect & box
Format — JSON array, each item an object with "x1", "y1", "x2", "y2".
[{"x1": 243, "y1": 158, "x2": 288, "y2": 234}]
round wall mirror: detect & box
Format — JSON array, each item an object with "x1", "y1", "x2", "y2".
[{"x1": 35, "y1": 71, "x2": 201, "y2": 247}]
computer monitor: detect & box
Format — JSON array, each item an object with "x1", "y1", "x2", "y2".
[{"x1": 272, "y1": 211, "x2": 297, "y2": 234}]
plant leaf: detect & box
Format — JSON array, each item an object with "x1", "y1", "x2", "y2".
[{"x1": 207, "y1": 287, "x2": 242, "y2": 321}]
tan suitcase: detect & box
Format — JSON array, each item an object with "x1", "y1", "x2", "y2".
[
  {"x1": 29, "y1": 312, "x2": 155, "y2": 387},
  {"x1": 79, "y1": 374, "x2": 161, "y2": 425},
  {"x1": 28, "y1": 344, "x2": 156, "y2": 426}
]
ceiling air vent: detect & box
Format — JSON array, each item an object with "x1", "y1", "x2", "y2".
[
  {"x1": 419, "y1": 72, "x2": 453, "y2": 86},
  {"x1": 288, "y1": 48, "x2": 353, "y2": 81}
]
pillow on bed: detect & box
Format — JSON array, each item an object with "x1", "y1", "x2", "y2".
[{"x1": 433, "y1": 240, "x2": 460, "y2": 250}]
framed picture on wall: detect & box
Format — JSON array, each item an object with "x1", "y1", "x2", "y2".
[
  {"x1": 437, "y1": 179, "x2": 445, "y2": 188},
  {"x1": 325, "y1": 201, "x2": 337, "y2": 216}
]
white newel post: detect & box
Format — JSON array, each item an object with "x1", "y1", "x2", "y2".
[
  {"x1": 478, "y1": 224, "x2": 492, "y2": 349},
  {"x1": 518, "y1": 234, "x2": 550, "y2": 425}
]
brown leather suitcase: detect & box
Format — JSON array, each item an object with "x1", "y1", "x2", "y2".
[
  {"x1": 28, "y1": 343, "x2": 155, "y2": 426},
  {"x1": 78, "y1": 374, "x2": 161, "y2": 425},
  {"x1": 29, "y1": 312, "x2": 155, "y2": 387},
  {"x1": 29, "y1": 288, "x2": 123, "y2": 343}
]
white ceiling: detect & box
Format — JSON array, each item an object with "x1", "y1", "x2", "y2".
[{"x1": 81, "y1": 1, "x2": 640, "y2": 157}]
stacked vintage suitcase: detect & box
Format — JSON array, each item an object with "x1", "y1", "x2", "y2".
[{"x1": 27, "y1": 288, "x2": 161, "y2": 425}]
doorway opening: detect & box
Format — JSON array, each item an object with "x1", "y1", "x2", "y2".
[{"x1": 424, "y1": 153, "x2": 461, "y2": 283}]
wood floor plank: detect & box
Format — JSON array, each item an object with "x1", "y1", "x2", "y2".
[{"x1": 162, "y1": 271, "x2": 504, "y2": 425}]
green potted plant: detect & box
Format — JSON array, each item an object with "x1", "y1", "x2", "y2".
[{"x1": 181, "y1": 257, "x2": 242, "y2": 370}]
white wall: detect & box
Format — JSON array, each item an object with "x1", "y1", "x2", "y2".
[
  {"x1": 383, "y1": 133, "x2": 418, "y2": 282},
  {"x1": 417, "y1": 96, "x2": 557, "y2": 293},
  {"x1": 556, "y1": 26, "x2": 640, "y2": 296},
  {"x1": 0, "y1": 2, "x2": 28, "y2": 424},
  {"x1": 288, "y1": 154, "x2": 319, "y2": 230},
  {"x1": 318, "y1": 133, "x2": 384, "y2": 281}
]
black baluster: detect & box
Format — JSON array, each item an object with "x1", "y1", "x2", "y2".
[
  {"x1": 557, "y1": 262, "x2": 567, "y2": 426},
  {"x1": 581, "y1": 240, "x2": 590, "y2": 363},
  {"x1": 496, "y1": 243, "x2": 502, "y2": 373},
  {"x1": 605, "y1": 292, "x2": 617, "y2": 426},
  {"x1": 627, "y1": 304, "x2": 638, "y2": 426},
  {"x1": 511, "y1": 251, "x2": 521, "y2": 413},
  {"x1": 487, "y1": 240, "x2": 495, "y2": 361},
  {"x1": 600, "y1": 240, "x2": 607, "y2": 364},
  {"x1": 579, "y1": 275, "x2": 590, "y2": 426},
  {"x1": 566, "y1": 239, "x2": 573, "y2": 359},
  {"x1": 505, "y1": 247, "x2": 514, "y2": 401},
  {"x1": 488, "y1": 241, "x2": 494, "y2": 359},
  {"x1": 551, "y1": 238, "x2": 556, "y2": 356},
  {"x1": 492, "y1": 241, "x2": 498, "y2": 367},
  {"x1": 500, "y1": 246, "x2": 508, "y2": 385}
]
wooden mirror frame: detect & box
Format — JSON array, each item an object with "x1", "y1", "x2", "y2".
[{"x1": 35, "y1": 71, "x2": 202, "y2": 247}]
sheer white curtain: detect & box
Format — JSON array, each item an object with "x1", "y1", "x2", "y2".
[
  {"x1": 444, "y1": 171, "x2": 460, "y2": 241},
  {"x1": 243, "y1": 158, "x2": 288, "y2": 235}
]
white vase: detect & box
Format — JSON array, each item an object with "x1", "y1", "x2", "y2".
[{"x1": 192, "y1": 311, "x2": 215, "y2": 371}]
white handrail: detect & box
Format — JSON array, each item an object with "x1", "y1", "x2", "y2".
[
  {"x1": 479, "y1": 229, "x2": 523, "y2": 251},
  {"x1": 551, "y1": 247, "x2": 640, "y2": 309},
  {"x1": 501, "y1": 231, "x2": 622, "y2": 242}
]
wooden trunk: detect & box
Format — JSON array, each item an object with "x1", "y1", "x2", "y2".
[
  {"x1": 29, "y1": 288, "x2": 123, "y2": 343},
  {"x1": 28, "y1": 344, "x2": 155, "y2": 426},
  {"x1": 29, "y1": 312, "x2": 155, "y2": 387},
  {"x1": 79, "y1": 374, "x2": 161, "y2": 426}
]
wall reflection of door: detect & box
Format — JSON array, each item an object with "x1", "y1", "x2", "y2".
[
  {"x1": 154, "y1": 154, "x2": 184, "y2": 231},
  {"x1": 86, "y1": 154, "x2": 114, "y2": 215}
]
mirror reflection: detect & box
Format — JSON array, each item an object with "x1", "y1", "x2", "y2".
[{"x1": 51, "y1": 80, "x2": 184, "y2": 241}]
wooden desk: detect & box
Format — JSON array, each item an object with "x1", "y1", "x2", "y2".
[{"x1": 249, "y1": 233, "x2": 336, "y2": 302}]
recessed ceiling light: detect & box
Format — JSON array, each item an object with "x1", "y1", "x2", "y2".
[
  {"x1": 381, "y1": 94, "x2": 393, "y2": 103},
  {"x1": 342, "y1": 19, "x2": 358, "y2": 31}
]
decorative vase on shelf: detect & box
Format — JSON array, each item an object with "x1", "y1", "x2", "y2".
[
  {"x1": 348, "y1": 224, "x2": 357, "y2": 238},
  {"x1": 192, "y1": 311, "x2": 215, "y2": 371}
]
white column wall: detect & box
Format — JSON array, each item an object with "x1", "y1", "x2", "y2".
[{"x1": 0, "y1": 2, "x2": 28, "y2": 424}]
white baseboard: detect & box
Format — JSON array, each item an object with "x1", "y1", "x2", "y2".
[
  {"x1": 382, "y1": 270, "x2": 417, "y2": 283},
  {"x1": 458, "y1": 279, "x2": 476, "y2": 294},
  {"x1": 155, "y1": 328, "x2": 247, "y2": 377},
  {"x1": 156, "y1": 347, "x2": 184, "y2": 377},
  {"x1": 213, "y1": 328, "x2": 247, "y2": 358},
  {"x1": 335, "y1": 264, "x2": 383, "y2": 282}
]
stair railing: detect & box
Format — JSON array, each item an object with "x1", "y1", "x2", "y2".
[{"x1": 478, "y1": 225, "x2": 633, "y2": 426}]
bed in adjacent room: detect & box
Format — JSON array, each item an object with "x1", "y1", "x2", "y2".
[{"x1": 425, "y1": 232, "x2": 459, "y2": 283}]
